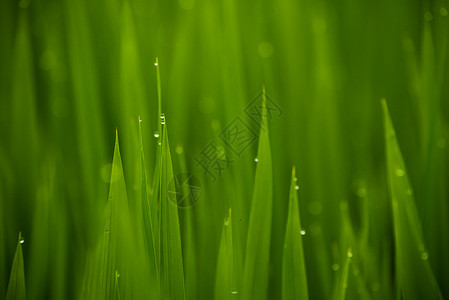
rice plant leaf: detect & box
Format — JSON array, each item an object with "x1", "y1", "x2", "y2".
[
  {"x1": 282, "y1": 166, "x2": 308, "y2": 300},
  {"x1": 176, "y1": 146, "x2": 198, "y2": 300},
  {"x1": 333, "y1": 250, "x2": 352, "y2": 300},
  {"x1": 138, "y1": 117, "x2": 160, "y2": 295},
  {"x1": 160, "y1": 123, "x2": 186, "y2": 299},
  {"x1": 114, "y1": 270, "x2": 121, "y2": 300},
  {"x1": 98, "y1": 131, "x2": 131, "y2": 300},
  {"x1": 6, "y1": 232, "x2": 26, "y2": 300},
  {"x1": 215, "y1": 209, "x2": 237, "y2": 300},
  {"x1": 242, "y1": 86, "x2": 273, "y2": 300},
  {"x1": 150, "y1": 57, "x2": 163, "y2": 265},
  {"x1": 381, "y1": 99, "x2": 443, "y2": 300}
]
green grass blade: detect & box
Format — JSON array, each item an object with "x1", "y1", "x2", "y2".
[
  {"x1": 138, "y1": 117, "x2": 160, "y2": 296},
  {"x1": 114, "y1": 270, "x2": 121, "y2": 300},
  {"x1": 98, "y1": 130, "x2": 132, "y2": 300},
  {"x1": 215, "y1": 209, "x2": 237, "y2": 300},
  {"x1": 150, "y1": 58, "x2": 163, "y2": 266},
  {"x1": 333, "y1": 249, "x2": 352, "y2": 300},
  {"x1": 242, "y1": 86, "x2": 273, "y2": 300},
  {"x1": 160, "y1": 122, "x2": 186, "y2": 299},
  {"x1": 282, "y1": 166, "x2": 308, "y2": 300},
  {"x1": 176, "y1": 146, "x2": 198, "y2": 300},
  {"x1": 6, "y1": 232, "x2": 26, "y2": 300},
  {"x1": 381, "y1": 99, "x2": 443, "y2": 299}
]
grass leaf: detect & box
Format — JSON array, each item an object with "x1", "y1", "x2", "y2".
[
  {"x1": 98, "y1": 131, "x2": 132, "y2": 299},
  {"x1": 6, "y1": 232, "x2": 26, "y2": 300},
  {"x1": 242, "y1": 86, "x2": 273, "y2": 300},
  {"x1": 282, "y1": 166, "x2": 308, "y2": 300},
  {"x1": 381, "y1": 99, "x2": 443, "y2": 299},
  {"x1": 138, "y1": 117, "x2": 160, "y2": 296},
  {"x1": 333, "y1": 249, "x2": 352, "y2": 300},
  {"x1": 215, "y1": 209, "x2": 237, "y2": 300},
  {"x1": 160, "y1": 123, "x2": 186, "y2": 299}
]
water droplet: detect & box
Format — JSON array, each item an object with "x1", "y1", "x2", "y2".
[
  {"x1": 308, "y1": 201, "x2": 322, "y2": 215},
  {"x1": 295, "y1": 185, "x2": 300, "y2": 190},
  {"x1": 20, "y1": 238, "x2": 25, "y2": 244},
  {"x1": 176, "y1": 146, "x2": 184, "y2": 154},
  {"x1": 154, "y1": 62, "x2": 158, "y2": 66},
  {"x1": 158, "y1": 142, "x2": 161, "y2": 146},
  {"x1": 254, "y1": 158, "x2": 259, "y2": 162},
  {"x1": 332, "y1": 264, "x2": 340, "y2": 271},
  {"x1": 441, "y1": 7, "x2": 448, "y2": 16},
  {"x1": 224, "y1": 218, "x2": 229, "y2": 226},
  {"x1": 347, "y1": 248, "x2": 353, "y2": 258},
  {"x1": 293, "y1": 177, "x2": 298, "y2": 182},
  {"x1": 356, "y1": 188, "x2": 367, "y2": 198},
  {"x1": 371, "y1": 282, "x2": 380, "y2": 292},
  {"x1": 395, "y1": 169, "x2": 405, "y2": 177},
  {"x1": 160, "y1": 113, "x2": 166, "y2": 125},
  {"x1": 258, "y1": 42, "x2": 274, "y2": 58},
  {"x1": 139, "y1": 119, "x2": 143, "y2": 123},
  {"x1": 154, "y1": 132, "x2": 160, "y2": 138},
  {"x1": 421, "y1": 252, "x2": 429, "y2": 260},
  {"x1": 300, "y1": 229, "x2": 306, "y2": 236},
  {"x1": 231, "y1": 290, "x2": 238, "y2": 295},
  {"x1": 19, "y1": 0, "x2": 30, "y2": 8}
]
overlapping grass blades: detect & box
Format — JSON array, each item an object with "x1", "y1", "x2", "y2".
[
  {"x1": 5, "y1": 233, "x2": 26, "y2": 300},
  {"x1": 282, "y1": 166, "x2": 308, "y2": 300},
  {"x1": 98, "y1": 131, "x2": 130, "y2": 299},
  {"x1": 381, "y1": 99, "x2": 443, "y2": 299},
  {"x1": 242, "y1": 87, "x2": 273, "y2": 300},
  {"x1": 138, "y1": 117, "x2": 160, "y2": 297},
  {"x1": 159, "y1": 122, "x2": 186, "y2": 299},
  {"x1": 215, "y1": 209, "x2": 237, "y2": 299},
  {"x1": 333, "y1": 250, "x2": 351, "y2": 300}
]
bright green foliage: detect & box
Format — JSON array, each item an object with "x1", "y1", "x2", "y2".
[
  {"x1": 382, "y1": 99, "x2": 443, "y2": 300},
  {"x1": 1, "y1": 0, "x2": 449, "y2": 299},
  {"x1": 242, "y1": 87, "x2": 273, "y2": 300},
  {"x1": 5, "y1": 233, "x2": 26, "y2": 300},
  {"x1": 282, "y1": 166, "x2": 308, "y2": 300}
]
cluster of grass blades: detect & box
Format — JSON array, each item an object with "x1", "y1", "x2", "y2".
[{"x1": 1, "y1": 81, "x2": 446, "y2": 300}]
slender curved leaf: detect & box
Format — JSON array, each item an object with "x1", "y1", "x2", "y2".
[
  {"x1": 382, "y1": 99, "x2": 442, "y2": 300},
  {"x1": 6, "y1": 232, "x2": 26, "y2": 300},
  {"x1": 282, "y1": 166, "x2": 308, "y2": 300},
  {"x1": 242, "y1": 86, "x2": 273, "y2": 300}
]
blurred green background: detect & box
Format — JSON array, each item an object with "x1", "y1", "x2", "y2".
[{"x1": 0, "y1": 0, "x2": 448, "y2": 299}]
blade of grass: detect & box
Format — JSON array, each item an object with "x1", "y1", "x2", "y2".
[
  {"x1": 138, "y1": 116, "x2": 160, "y2": 296},
  {"x1": 98, "y1": 130, "x2": 132, "y2": 299},
  {"x1": 282, "y1": 166, "x2": 308, "y2": 300},
  {"x1": 150, "y1": 57, "x2": 163, "y2": 266},
  {"x1": 215, "y1": 209, "x2": 237, "y2": 300},
  {"x1": 381, "y1": 99, "x2": 443, "y2": 299},
  {"x1": 176, "y1": 145, "x2": 198, "y2": 300},
  {"x1": 242, "y1": 86, "x2": 273, "y2": 300},
  {"x1": 333, "y1": 249, "x2": 352, "y2": 300},
  {"x1": 5, "y1": 232, "x2": 26, "y2": 300},
  {"x1": 160, "y1": 121, "x2": 186, "y2": 299}
]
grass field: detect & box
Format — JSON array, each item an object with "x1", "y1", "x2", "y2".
[{"x1": 0, "y1": 0, "x2": 448, "y2": 299}]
